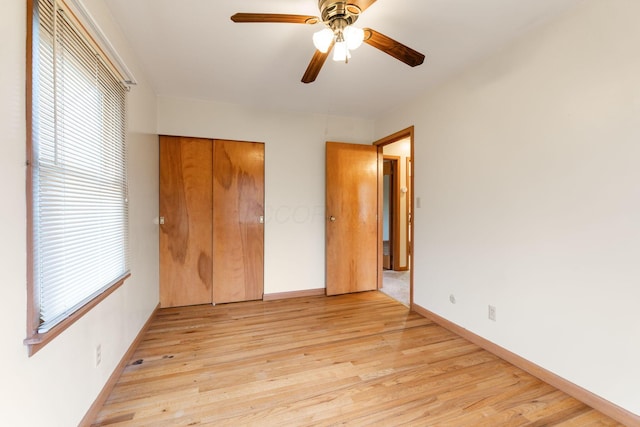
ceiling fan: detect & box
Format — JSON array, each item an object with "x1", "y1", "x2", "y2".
[{"x1": 231, "y1": 0, "x2": 425, "y2": 83}]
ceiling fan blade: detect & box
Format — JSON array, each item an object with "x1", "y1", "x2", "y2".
[
  {"x1": 231, "y1": 13, "x2": 319, "y2": 25},
  {"x1": 363, "y1": 28, "x2": 425, "y2": 67},
  {"x1": 302, "y1": 44, "x2": 334, "y2": 84},
  {"x1": 348, "y1": 0, "x2": 377, "y2": 13}
]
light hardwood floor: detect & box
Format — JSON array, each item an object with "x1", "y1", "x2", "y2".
[{"x1": 91, "y1": 292, "x2": 622, "y2": 426}]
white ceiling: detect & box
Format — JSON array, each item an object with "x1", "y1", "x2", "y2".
[{"x1": 103, "y1": 0, "x2": 585, "y2": 119}]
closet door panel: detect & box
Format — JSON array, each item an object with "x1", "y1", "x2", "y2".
[
  {"x1": 212, "y1": 140, "x2": 265, "y2": 303},
  {"x1": 159, "y1": 136, "x2": 213, "y2": 307}
]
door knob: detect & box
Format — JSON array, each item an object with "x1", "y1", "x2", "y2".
[{"x1": 329, "y1": 216, "x2": 336, "y2": 222}]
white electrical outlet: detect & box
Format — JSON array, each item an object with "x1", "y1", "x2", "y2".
[
  {"x1": 96, "y1": 344, "x2": 102, "y2": 367},
  {"x1": 488, "y1": 305, "x2": 496, "y2": 321}
]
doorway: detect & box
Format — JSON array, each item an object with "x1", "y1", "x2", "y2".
[
  {"x1": 323, "y1": 128, "x2": 414, "y2": 305},
  {"x1": 374, "y1": 128, "x2": 414, "y2": 307}
]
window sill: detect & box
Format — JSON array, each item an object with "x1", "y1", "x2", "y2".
[{"x1": 24, "y1": 273, "x2": 130, "y2": 356}]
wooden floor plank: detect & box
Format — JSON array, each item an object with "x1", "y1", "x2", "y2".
[{"x1": 91, "y1": 292, "x2": 623, "y2": 426}]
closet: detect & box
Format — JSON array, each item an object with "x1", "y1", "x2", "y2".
[{"x1": 159, "y1": 136, "x2": 265, "y2": 308}]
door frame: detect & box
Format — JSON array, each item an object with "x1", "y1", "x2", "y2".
[{"x1": 373, "y1": 126, "x2": 415, "y2": 306}]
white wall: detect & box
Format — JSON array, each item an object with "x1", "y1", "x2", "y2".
[
  {"x1": 376, "y1": 0, "x2": 640, "y2": 415},
  {"x1": 158, "y1": 97, "x2": 374, "y2": 295},
  {"x1": 0, "y1": 1, "x2": 159, "y2": 425}
]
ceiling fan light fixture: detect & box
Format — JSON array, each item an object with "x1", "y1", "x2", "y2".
[
  {"x1": 230, "y1": 0, "x2": 426, "y2": 83},
  {"x1": 313, "y1": 28, "x2": 334, "y2": 53},
  {"x1": 332, "y1": 41, "x2": 351, "y2": 62},
  {"x1": 344, "y1": 25, "x2": 364, "y2": 50}
]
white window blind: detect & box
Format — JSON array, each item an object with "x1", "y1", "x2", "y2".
[{"x1": 32, "y1": 0, "x2": 129, "y2": 333}]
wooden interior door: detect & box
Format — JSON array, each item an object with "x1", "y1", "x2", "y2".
[
  {"x1": 326, "y1": 142, "x2": 379, "y2": 296},
  {"x1": 212, "y1": 140, "x2": 265, "y2": 303},
  {"x1": 159, "y1": 136, "x2": 213, "y2": 307}
]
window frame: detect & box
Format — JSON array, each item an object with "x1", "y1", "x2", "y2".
[{"x1": 25, "y1": 0, "x2": 130, "y2": 356}]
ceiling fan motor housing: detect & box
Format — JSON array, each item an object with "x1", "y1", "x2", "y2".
[{"x1": 319, "y1": 0, "x2": 361, "y2": 26}]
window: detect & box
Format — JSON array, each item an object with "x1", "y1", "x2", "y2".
[{"x1": 26, "y1": 0, "x2": 129, "y2": 355}]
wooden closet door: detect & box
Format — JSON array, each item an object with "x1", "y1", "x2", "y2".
[
  {"x1": 326, "y1": 141, "x2": 378, "y2": 295},
  {"x1": 159, "y1": 136, "x2": 213, "y2": 307},
  {"x1": 212, "y1": 140, "x2": 265, "y2": 303}
]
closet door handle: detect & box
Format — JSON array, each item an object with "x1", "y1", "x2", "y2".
[
  {"x1": 259, "y1": 215, "x2": 264, "y2": 224},
  {"x1": 329, "y1": 216, "x2": 336, "y2": 222}
]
